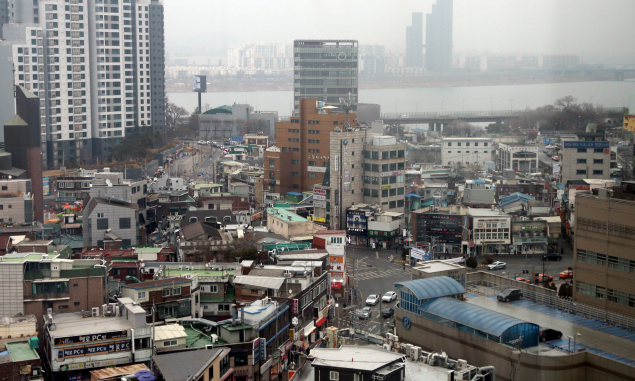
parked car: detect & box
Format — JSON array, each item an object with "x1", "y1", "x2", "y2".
[
  {"x1": 516, "y1": 277, "x2": 531, "y2": 284},
  {"x1": 552, "y1": 155, "x2": 560, "y2": 161},
  {"x1": 497, "y1": 289, "x2": 523, "y2": 303},
  {"x1": 382, "y1": 307, "x2": 395, "y2": 318},
  {"x1": 366, "y1": 294, "x2": 380, "y2": 306},
  {"x1": 197, "y1": 140, "x2": 207, "y2": 145},
  {"x1": 542, "y1": 253, "x2": 562, "y2": 261},
  {"x1": 535, "y1": 274, "x2": 554, "y2": 283},
  {"x1": 546, "y1": 152, "x2": 553, "y2": 157},
  {"x1": 356, "y1": 307, "x2": 372, "y2": 319},
  {"x1": 382, "y1": 291, "x2": 397, "y2": 303},
  {"x1": 559, "y1": 270, "x2": 573, "y2": 279},
  {"x1": 488, "y1": 261, "x2": 507, "y2": 270},
  {"x1": 539, "y1": 328, "x2": 563, "y2": 342}
]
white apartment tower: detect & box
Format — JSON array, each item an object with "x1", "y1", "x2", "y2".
[{"x1": 1, "y1": 0, "x2": 165, "y2": 168}]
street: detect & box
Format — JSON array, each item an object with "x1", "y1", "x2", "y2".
[{"x1": 336, "y1": 245, "x2": 574, "y2": 335}]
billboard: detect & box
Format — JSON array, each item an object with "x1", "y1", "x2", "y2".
[
  {"x1": 416, "y1": 213, "x2": 464, "y2": 244},
  {"x1": 563, "y1": 141, "x2": 609, "y2": 149},
  {"x1": 192, "y1": 75, "x2": 207, "y2": 92},
  {"x1": 43, "y1": 177, "x2": 50, "y2": 196}
]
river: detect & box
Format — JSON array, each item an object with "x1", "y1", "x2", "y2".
[{"x1": 167, "y1": 80, "x2": 635, "y2": 116}]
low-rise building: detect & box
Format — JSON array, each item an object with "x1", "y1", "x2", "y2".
[
  {"x1": 177, "y1": 221, "x2": 230, "y2": 262},
  {"x1": 368, "y1": 211, "x2": 404, "y2": 249},
  {"x1": 497, "y1": 143, "x2": 539, "y2": 172},
  {"x1": 0, "y1": 179, "x2": 34, "y2": 224},
  {"x1": 42, "y1": 298, "x2": 152, "y2": 379},
  {"x1": 0, "y1": 315, "x2": 37, "y2": 350},
  {"x1": 120, "y1": 277, "x2": 198, "y2": 321},
  {"x1": 411, "y1": 260, "x2": 466, "y2": 286},
  {"x1": 511, "y1": 219, "x2": 548, "y2": 255},
  {"x1": 441, "y1": 137, "x2": 493, "y2": 167},
  {"x1": 266, "y1": 206, "x2": 318, "y2": 240},
  {"x1": 462, "y1": 179, "x2": 495, "y2": 207},
  {"x1": 0, "y1": 340, "x2": 43, "y2": 381},
  {"x1": 83, "y1": 197, "x2": 140, "y2": 247},
  {"x1": 153, "y1": 324, "x2": 188, "y2": 352},
  {"x1": 560, "y1": 130, "x2": 610, "y2": 182},
  {"x1": 153, "y1": 347, "x2": 232, "y2": 381},
  {"x1": 468, "y1": 208, "x2": 512, "y2": 255},
  {"x1": 411, "y1": 205, "x2": 469, "y2": 254}
]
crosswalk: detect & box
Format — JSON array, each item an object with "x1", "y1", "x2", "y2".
[{"x1": 352, "y1": 267, "x2": 409, "y2": 281}]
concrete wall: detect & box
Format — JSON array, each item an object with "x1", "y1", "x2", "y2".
[
  {"x1": 0, "y1": 263, "x2": 24, "y2": 317},
  {"x1": 395, "y1": 308, "x2": 633, "y2": 381}
]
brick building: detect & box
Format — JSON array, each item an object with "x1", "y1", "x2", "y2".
[{"x1": 120, "y1": 277, "x2": 198, "y2": 321}]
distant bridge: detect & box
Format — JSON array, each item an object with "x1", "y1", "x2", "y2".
[{"x1": 380, "y1": 106, "x2": 627, "y2": 130}]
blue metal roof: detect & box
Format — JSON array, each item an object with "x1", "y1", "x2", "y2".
[
  {"x1": 286, "y1": 192, "x2": 302, "y2": 196},
  {"x1": 418, "y1": 297, "x2": 537, "y2": 337},
  {"x1": 405, "y1": 193, "x2": 422, "y2": 198},
  {"x1": 395, "y1": 276, "x2": 466, "y2": 301}
]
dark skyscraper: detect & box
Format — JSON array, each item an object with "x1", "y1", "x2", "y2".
[
  {"x1": 426, "y1": 0, "x2": 453, "y2": 73},
  {"x1": 405, "y1": 13, "x2": 424, "y2": 67}
]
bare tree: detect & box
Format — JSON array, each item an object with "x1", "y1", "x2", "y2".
[{"x1": 166, "y1": 102, "x2": 189, "y2": 128}]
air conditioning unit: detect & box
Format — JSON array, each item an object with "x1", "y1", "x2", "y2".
[
  {"x1": 457, "y1": 359, "x2": 468, "y2": 371},
  {"x1": 284, "y1": 272, "x2": 293, "y2": 278},
  {"x1": 410, "y1": 346, "x2": 421, "y2": 361},
  {"x1": 402, "y1": 343, "x2": 413, "y2": 355},
  {"x1": 91, "y1": 307, "x2": 100, "y2": 317},
  {"x1": 393, "y1": 335, "x2": 399, "y2": 342},
  {"x1": 178, "y1": 266, "x2": 183, "y2": 270}
]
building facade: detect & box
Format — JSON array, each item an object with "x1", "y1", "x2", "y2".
[
  {"x1": 0, "y1": 179, "x2": 33, "y2": 224},
  {"x1": 574, "y1": 185, "x2": 635, "y2": 318},
  {"x1": 0, "y1": 0, "x2": 165, "y2": 167},
  {"x1": 497, "y1": 143, "x2": 539, "y2": 173},
  {"x1": 268, "y1": 98, "x2": 355, "y2": 195},
  {"x1": 561, "y1": 133, "x2": 610, "y2": 182},
  {"x1": 293, "y1": 40, "x2": 358, "y2": 114},
  {"x1": 441, "y1": 137, "x2": 493, "y2": 167},
  {"x1": 405, "y1": 12, "x2": 423, "y2": 67}
]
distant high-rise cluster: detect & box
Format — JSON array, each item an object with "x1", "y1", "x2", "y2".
[
  {"x1": 228, "y1": 42, "x2": 292, "y2": 70},
  {"x1": 425, "y1": 0, "x2": 453, "y2": 73},
  {"x1": 0, "y1": 0, "x2": 166, "y2": 168},
  {"x1": 405, "y1": 12, "x2": 423, "y2": 68}
]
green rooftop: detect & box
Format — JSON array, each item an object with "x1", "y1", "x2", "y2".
[
  {"x1": 267, "y1": 206, "x2": 308, "y2": 223},
  {"x1": 164, "y1": 268, "x2": 235, "y2": 278},
  {"x1": 194, "y1": 183, "x2": 223, "y2": 189},
  {"x1": 220, "y1": 324, "x2": 252, "y2": 332},
  {"x1": 202, "y1": 105, "x2": 232, "y2": 115},
  {"x1": 182, "y1": 326, "x2": 217, "y2": 347},
  {"x1": 1, "y1": 253, "x2": 60, "y2": 263},
  {"x1": 6, "y1": 341, "x2": 40, "y2": 362}
]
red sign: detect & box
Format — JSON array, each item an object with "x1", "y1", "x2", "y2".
[
  {"x1": 331, "y1": 281, "x2": 342, "y2": 290},
  {"x1": 292, "y1": 299, "x2": 298, "y2": 314}
]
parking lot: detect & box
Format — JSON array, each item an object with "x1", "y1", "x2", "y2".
[{"x1": 481, "y1": 253, "x2": 573, "y2": 287}]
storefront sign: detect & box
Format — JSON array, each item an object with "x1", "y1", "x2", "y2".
[
  {"x1": 253, "y1": 338, "x2": 261, "y2": 364},
  {"x1": 260, "y1": 359, "x2": 272, "y2": 375},
  {"x1": 61, "y1": 357, "x2": 130, "y2": 371},
  {"x1": 313, "y1": 189, "x2": 327, "y2": 196},
  {"x1": 563, "y1": 141, "x2": 609, "y2": 149},
  {"x1": 292, "y1": 299, "x2": 298, "y2": 314},
  {"x1": 308, "y1": 166, "x2": 326, "y2": 173},
  {"x1": 54, "y1": 331, "x2": 128, "y2": 346},
  {"x1": 410, "y1": 248, "x2": 426, "y2": 260},
  {"x1": 313, "y1": 201, "x2": 326, "y2": 208},
  {"x1": 313, "y1": 195, "x2": 326, "y2": 201},
  {"x1": 381, "y1": 171, "x2": 403, "y2": 177},
  {"x1": 368, "y1": 230, "x2": 397, "y2": 238},
  {"x1": 57, "y1": 340, "x2": 131, "y2": 360},
  {"x1": 259, "y1": 338, "x2": 266, "y2": 361},
  {"x1": 381, "y1": 185, "x2": 391, "y2": 190}
]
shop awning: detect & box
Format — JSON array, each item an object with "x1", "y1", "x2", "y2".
[
  {"x1": 315, "y1": 318, "x2": 327, "y2": 327},
  {"x1": 330, "y1": 280, "x2": 343, "y2": 290}
]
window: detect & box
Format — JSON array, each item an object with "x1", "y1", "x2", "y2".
[
  {"x1": 309, "y1": 173, "x2": 316, "y2": 178},
  {"x1": 292, "y1": 160, "x2": 299, "y2": 165},
  {"x1": 577, "y1": 159, "x2": 587, "y2": 164},
  {"x1": 138, "y1": 291, "x2": 146, "y2": 299},
  {"x1": 97, "y1": 218, "x2": 108, "y2": 230},
  {"x1": 577, "y1": 249, "x2": 607, "y2": 267},
  {"x1": 576, "y1": 281, "x2": 605, "y2": 300},
  {"x1": 59, "y1": 305, "x2": 68, "y2": 310},
  {"x1": 607, "y1": 289, "x2": 635, "y2": 308},
  {"x1": 162, "y1": 288, "x2": 171, "y2": 297},
  {"x1": 576, "y1": 170, "x2": 587, "y2": 175},
  {"x1": 608, "y1": 255, "x2": 635, "y2": 273},
  {"x1": 593, "y1": 170, "x2": 603, "y2": 175},
  {"x1": 330, "y1": 371, "x2": 339, "y2": 381},
  {"x1": 382, "y1": 151, "x2": 388, "y2": 159},
  {"x1": 208, "y1": 366, "x2": 214, "y2": 380},
  {"x1": 292, "y1": 172, "x2": 299, "y2": 177},
  {"x1": 594, "y1": 159, "x2": 604, "y2": 164},
  {"x1": 577, "y1": 148, "x2": 587, "y2": 153},
  {"x1": 163, "y1": 340, "x2": 178, "y2": 347},
  {"x1": 309, "y1": 161, "x2": 316, "y2": 166},
  {"x1": 173, "y1": 287, "x2": 181, "y2": 295},
  {"x1": 119, "y1": 217, "x2": 131, "y2": 229},
  {"x1": 447, "y1": 142, "x2": 452, "y2": 146},
  {"x1": 594, "y1": 148, "x2": 604, "y2": 153}
]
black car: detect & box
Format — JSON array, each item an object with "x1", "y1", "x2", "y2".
[
  {"x1": 539, "y1": 329, "x2": 563, "y2": 342},
  {"x1": 497, "y1": 289, "x2": 523, "y2": 302},
  {"x1": 382, "y1": 308, "x2": 395, "y2": 318},
  {"x1": 542, "y1": 253, "x2": 562, "y2": 261}
]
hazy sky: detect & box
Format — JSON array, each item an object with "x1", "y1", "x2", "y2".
[{"x1": 165, "y1": 0, "x2": 635, "y2": 64}]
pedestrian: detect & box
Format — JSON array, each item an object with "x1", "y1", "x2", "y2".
[
  {"x1": 403, "y1": 263, "x2": 406, "y2": 272},
  {"x1": 395, "y1": 245, "x2": 398, "y2": 253}
]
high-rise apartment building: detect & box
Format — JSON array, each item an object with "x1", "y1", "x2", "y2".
[
  {"x1": 293, "y1": 40, "x2": 358, "y2": 115},
  {"x1": 405, "y1": 12, "x2": 423, "y2": 67},
  {"x1": 265, "y1": 98, "x2": 355, "y2": 196},
  {"x1": 227, "y1": 42, "x2": 292, "y2": 70},
  {"x1": 0, "y1": 0, "x2": 165, "y2": 168},
  {"x1": 425, "y1": 0, "x2": 453, "y2": 73}
]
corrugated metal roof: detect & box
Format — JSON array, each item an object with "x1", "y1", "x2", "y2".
[
  {"x1": 90, "y1": 364, "x2": 150, "y2": 380},
  {"x1": 153, "y1": 324, "x2": 187, "y2": 341},
  {"x1": 418, "y1": 297, "x2": 537, "y2": 337},
  {"x1": 234, "y1": 276, "x2": 285, "y2": 290},
  {"x1": 395, "y1": 276, "x2": 466, "y2": 300}
]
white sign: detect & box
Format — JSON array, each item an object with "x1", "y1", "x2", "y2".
[
  {"x1": 334, "y1": 155, "x2": 339, "y2": 172},
  {"x1": 314, "y1": 195, "x2": 326, "y2": 201},
  {"x1": 381, "y1": 171, "x2": 403, "y2": 177},
  {"x1": 411, "y1": 248, "x2": 426, "y2": 260},
  {"x1": 308, "y1": 166, "x2": 326, "y2": 173},
  {"x1": 292, "y1": 317, "x2": 299, "y2": 326},
  {"x1": 314, "y1": 201, "x2": 326, "y2": 208}
]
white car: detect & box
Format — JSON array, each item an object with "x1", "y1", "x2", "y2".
[
  {"x1": 366, "y1": 294, "x2": 380, "y2": 306},
  {"x1": 488, "y1": 261, "x2": 507, "y2": 270},
  {"x1": 197, "y1": 140, "x2": 207, "y2": 145},
  {"x1": 382, "y1": 291, "x2": 397, "y2": 303}
]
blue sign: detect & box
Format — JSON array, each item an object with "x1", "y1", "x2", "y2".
[
  {"x1": 259, "y1": 337, "x2": 266, "y2": 360},
  {"x1": 563, "y1": 141, "x2": 609, "y2": 149},
  {"x1": 543, "y1": 138, "x2": 552, "y2": 145},
  {"x1": 402, "y1": 316, "x2": 411, "y2": 330}
]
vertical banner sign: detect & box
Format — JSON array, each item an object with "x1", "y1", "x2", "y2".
[
  {"x1": 292, "y1": 299, "x2": 298, "y2": 314},
  {"x1": 334, "y1": 155, "x2": 339, "y2": 172},
  {"x1": 259, "y1": 338, "x2": 266, "y2": 360}
]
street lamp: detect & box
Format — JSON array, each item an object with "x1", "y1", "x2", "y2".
[{"x1": 574, "y1": 332, "x2": 581, "y2": 352}]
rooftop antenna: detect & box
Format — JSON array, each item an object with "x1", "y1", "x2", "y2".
[{"x1": 339, "y1": 92, "x2": 355, "y2": 131}]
